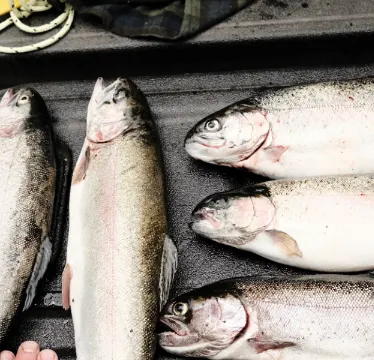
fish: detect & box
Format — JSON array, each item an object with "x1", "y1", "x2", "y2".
[
  {"x1": 0, "y1": 87, "x2": 56, "y2": 342},
  {"x1": 158, "y1": 274, "x2": 374, "y2": 360},
  {"x1": 190, "y1": 174, "x2": 374, "y2": 272},
  {"x1": 185, "y1": 77, "x2": 374, "y2": 179},
  {"x1": 62, "y1": 77, "x2": 178, "y2": 360}
]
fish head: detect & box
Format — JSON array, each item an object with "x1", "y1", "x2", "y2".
[
  {"x1": 87, "y1": 77, "x2": 151, "y2": 143},
  {"x1": 185, "y1": 103, "x2": 270, "y2": 166},
  {"x1": 158, "y1": 288, "x2": 247, "y2": 357},
  {"x1": 190, "y1": 185, "x2": 275, "y2": 245},
  {"x1": 0, "y1": 87, "x2": 49, "y2": 137}
]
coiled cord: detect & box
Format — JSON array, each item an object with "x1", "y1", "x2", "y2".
[{"x1": 0, "y1": 0, "x2": 74, "y2": 53}]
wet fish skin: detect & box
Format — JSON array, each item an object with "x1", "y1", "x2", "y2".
[
  {"x1": 190, "y1": 174, "x2": 374, "y2": 272},
  {"x1": 0, "y1": 87, "x2": 56, "y2": 342},
  {"x1": 159, "y1": 274, "x2": 374, "y2": 360},
  {"x1": 63, "y1": 78, "x2": 177, "y2": 360},
  {"x1": 185, "y1": 78, "x2": 374, "y2": 179}
]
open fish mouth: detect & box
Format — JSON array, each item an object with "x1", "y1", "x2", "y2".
[
  {"x1": 192, "y1": 209, "x2": 222, "y2": 229},
  {"x1": 158, "y1": 317, "x2": 188, "y2": 337},
  {"x1": 158, "y1": 317, "x2": 198, "y2": 349}
]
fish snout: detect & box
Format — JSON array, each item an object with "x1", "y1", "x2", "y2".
[
  {"x1": 158, "y1": 316, "x2": 189, "y2": 337},
  {"x1": 184, "y1": 127, "x2": 197, "y2": 146},
  {"x1": 0, "y1": 88, "x2": 16, "y2": 107}
]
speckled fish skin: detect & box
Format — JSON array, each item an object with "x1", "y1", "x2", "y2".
[
  {"x1": 191, "y1": 174, "x2": 374, "y2": 272},
  {"x1": 64, "y1": 78, "x2": 169, "y2": 360},
  {"x1": 159, "y1": 274, "x2": 374, "y2": 360},
  {"x1": 185, "y1": 78, "x2": 374, "y2": 179},
  {"x1": 0, "y1": 88, "x2": 56, "y2": 342}
]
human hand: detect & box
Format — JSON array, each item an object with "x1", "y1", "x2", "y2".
[{"x1": 0, "y1": 341, "x2": 58, "y2": 360}]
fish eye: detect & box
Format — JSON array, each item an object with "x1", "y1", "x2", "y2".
[
  {"x1": 17, "y1": 95, "x2": 30, "y2": 105},
  {"x1": 205, "y1": 119, "x2": 221, "y2": 132},
  {"x1": 172, "y1": 302, "x2": 188, "y2": 316},
  {"x1": 113, "y1": 88, "x2": 129, "y2": 103}
]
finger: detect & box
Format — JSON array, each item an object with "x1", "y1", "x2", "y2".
[
  {"x1": 37, "y1": 350, "x2": 58, "y2": 360},
  {"x1": 15, "y1": 341, "x2": 40, "y2": 360},
  {"x1": 0, "y1": 350, "x2": 15, "y2": 360}
]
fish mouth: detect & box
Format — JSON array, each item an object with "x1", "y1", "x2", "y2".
[
  {"x1": 184, "y1": 127, "x2": 198, "y2": 145},
  {"x1": 184, "y1": 131, "x2": 226, "y2": 148},
  {"x1": 194, "y1": 136, "x2": 226, "y2": 149},
  {"x1": 191, "y1": 209, "x2": 222, "y2": 230},
  {"x1": 158, "y1": 317, "x2": 188, "y2": 337},
  {"x1": 93, "y1": 77, "x2": 130, "y2": 105}
]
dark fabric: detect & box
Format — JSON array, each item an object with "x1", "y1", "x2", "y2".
[{"x1": 64, "y1": 0, "x2": 255, "y2": 40}]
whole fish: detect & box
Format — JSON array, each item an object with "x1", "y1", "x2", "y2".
[
  {"x1": 0, "y1": 88, "x2": 56, "y2": 341},
  {"x1": 62, "y1": 78, "x2": 177, "y2": 360},
  {"x1": 185, "y1": 78, "x2": 374, "y2": 179},
  {"x1": 190, "y1": 174, "x2": 374, "y2": 272},
  {"x1": 158, "y1": 274, "x2": 374, "y2": 360}
]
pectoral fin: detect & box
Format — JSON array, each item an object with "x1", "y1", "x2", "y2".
[
  {"x1": 62, "y1": 264, "x2": 72, "y2": 310},
  {"x1": 263, "y1": 145, "x2": 288, "y2": 163},
  {"x1": 159, "y1": 235, "x2": 178, "y2": 310},
  {"x1": 248, "y1": 338, "x2": 296, "y2": 353},
  {"x1": 23, "y1": 236, "x2": 53, "y2": 311},
  {"x1": 265, "y1": 230, "x2": 303, "y2": 257},
  {"x1": 72, "y1": 142, "x2": 90, "y2": 184},
  {"x1": 50, "y1": 139, "x2": 72, "y2": 265}
]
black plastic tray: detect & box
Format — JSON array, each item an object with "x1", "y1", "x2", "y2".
[{"x1": 2, "y1": 1, "x2": 374, "y2": 359}]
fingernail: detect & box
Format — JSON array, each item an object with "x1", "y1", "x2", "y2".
[
  {"x1": 21, "y1": 341, "x2": 39, "y2": 353},
  {"x1": 39, "y1": 350, "x2": 57, "y2": 360},
  {"x1": 0, "y1": 352, "x2": 14, "y2": 360}
]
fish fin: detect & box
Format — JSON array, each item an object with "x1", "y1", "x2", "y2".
[
  {"x1": 226, "y1": 184, "x2": 271, "y2": 198},
  {"x1": 50, "y1": 139, "x2": 72, "y2": 265},
  {"x1": 72, "y1": 143, "x2": 90, "y2": 185},
  {"x1": 263, "y1": 145, "x2": 288, "y2": 162},
  {"x1": 265, "y1": 230, "x2": 303, "y2": 257},
  {"x1": 23, "y1": 236, "x2": 53, "y2": 311},
  {"x1": 248, "y1": 338, "x2": 296, "y2": 353},
  {"x1": 62, "y1": 264, "x2": 72, "y2": 310},
  {"x1": 159, "y1": 235, "x2": 178, "y2": 311}
]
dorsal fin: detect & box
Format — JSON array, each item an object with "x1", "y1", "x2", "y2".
[{"x1": 218, "y1": 184, "x2": 271, "y2": 199}]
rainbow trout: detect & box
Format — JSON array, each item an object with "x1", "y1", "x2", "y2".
[
  {"x1": 159, "y1": 274, "x2": 374, "y2": 360},
  {"x1": 190, "y1": 174, "x2": 374, "y2": 272},
  {"x1": 63, "y1": 78, "x2": 177, "y2": 360},
  {"x1": 0, "y1": 88, "x2": 56, "y2": 342},
  {"x1": 185, "y1": 78, "x2": 374, "y2": 179}
]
